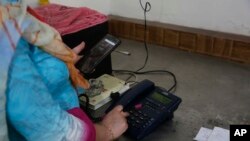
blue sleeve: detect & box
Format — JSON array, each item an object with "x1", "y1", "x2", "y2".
[{"x1": 6, "y1": 38, "x2": 87, "y2": 141}]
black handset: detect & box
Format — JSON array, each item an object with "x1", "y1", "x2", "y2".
[
  {"x1": 106, "y1": 79, "x2": 182, "y2": 140},
  {"x1": 106, "y1": 80, "x2": 155, "y2": 112}
]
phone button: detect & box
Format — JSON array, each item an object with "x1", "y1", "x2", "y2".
[{"x1": 134, "y1": 103, "x2": 143, "y2": 110}]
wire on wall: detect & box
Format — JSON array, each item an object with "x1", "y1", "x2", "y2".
[
  {"x1": 113, "y1": 0, "x2": 177, "y2": 93},
  {"x1": 137, "y1": 0, "x2": 151, "y2": 72},
  {"x1": 119, "y1": 0, "x2": 152, "y2": 82}
]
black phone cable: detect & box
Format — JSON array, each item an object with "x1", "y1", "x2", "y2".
[
  {"x1": 136, "y1": 0, "x2": 151, "y2": 72},
  {"x1": 114, "y1": 70, "x2": 177, "y2": 93},
  {"x1": 123, "y1": 0, "x2": 151, "y2": 82},
  {"x1": 113, "y1": 1, "x2": 177, "y2": 93}
]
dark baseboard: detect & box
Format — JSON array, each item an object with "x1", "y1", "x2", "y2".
[{"x1": 108, "y1": 15, "x2": 250, "y2": 64}]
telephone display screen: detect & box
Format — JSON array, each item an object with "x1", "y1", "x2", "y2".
[{"x1": 150, "y1": 92, "x2": 172, "y2": 105}]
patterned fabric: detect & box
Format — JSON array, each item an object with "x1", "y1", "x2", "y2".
[
  {"x1": 1, "y1": 0, "x2": 90, "y2": 89},
  {"x1": 34, "y1": 3, "x2": 108, "y2": 36},
  {"x1": 0, "y1": 0, "x2": 95, "y2": 140}
]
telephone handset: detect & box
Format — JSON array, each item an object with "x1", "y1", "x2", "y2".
[{"x1": 106, "y1": 79, "x2": 182, "y2": 140}]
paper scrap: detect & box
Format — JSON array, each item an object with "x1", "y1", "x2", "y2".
[
  {"x1": 207, "y1": 127, "x2": 229, "y2": 141},
  {"x1": 194, "y1": 127, "x2": 213, "y2": 141}
]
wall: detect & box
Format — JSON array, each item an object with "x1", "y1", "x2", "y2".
[
  {"x1": 111, "y1": 0, "x2": 250, "y2": 37},
  {"x1": 26, "y1": 0, "x2": 250, "y2": 37}
]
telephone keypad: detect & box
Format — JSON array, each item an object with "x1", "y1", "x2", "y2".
[
  {"x1": 127, "y1": 100, "x2": 158, "y2": 129},
  {"x1": 128, "y1": 109, "x2": 151, "y2": 128}
]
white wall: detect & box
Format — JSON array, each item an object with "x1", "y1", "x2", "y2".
[
  {"x1": 26, "y1": 0, "x2": 38, "y2": 6},
  {"x1": 26, "y1": 0, "x2": 250, "y2": 36},
  {"x1": 111, "y1": 0, "x2": 250, "y2": 36}
]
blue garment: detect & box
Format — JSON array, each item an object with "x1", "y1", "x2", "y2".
[
  {"x1": 0, "y1": 1, "x2": 22, "y2": 140},
  {"x1": 6, "y1": 38, "x2": 85, "y2": 141},
  {"x1": 0, "y1": 29, "x2": 13, "y2": 141}
]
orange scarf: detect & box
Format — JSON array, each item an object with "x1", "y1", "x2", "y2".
[{"x1": 1, "y1": 2, "x2": 89, "y2": 89}]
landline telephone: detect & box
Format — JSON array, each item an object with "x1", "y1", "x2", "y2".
[{"x1": 106, "y1": 79, "x2": 182, "y2": 140}]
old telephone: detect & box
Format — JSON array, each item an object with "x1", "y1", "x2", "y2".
[
  {"x1": 75, "y1": 34, "x2": 181, "y2": 140},
  {"x1": 106, "y1": 79, "x2": 182, "y2": 140}
]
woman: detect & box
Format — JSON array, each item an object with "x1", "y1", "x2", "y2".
[{"x1": 1, "y1": 0, "x2": 128, "y2": 140}]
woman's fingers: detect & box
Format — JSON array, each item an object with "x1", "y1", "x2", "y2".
[
  {"x1": 114, "y1": 105, "x2": 129, "y2": 117},
  {"x1": 114, "y1": 105, "x2": 123, "y2": 112},
  {"x1": 72, "y1": 42, "x2": 85, "y2": 63},
  {"x1": 121, "y1": 111, "x2": 129, "y2": 117},
  {"x1": 72, "y1": 42, "x2": 85, "y2": 54},
  {"x1": 75, "y1": 55, "x2": 83, "y2": 63}
]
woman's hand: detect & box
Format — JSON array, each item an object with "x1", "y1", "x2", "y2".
[
  {"x1": 72, "y1": 42, "x2": 85, "y2": 64},
  {"x1": 95, "y1": 105, "x2": 129, "y2": 141}
]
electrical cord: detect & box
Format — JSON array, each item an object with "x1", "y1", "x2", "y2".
[
  {"x1": 114, "y1": 70, "x2": 177, "y2": 93},
  {"x1": 113, "y1": 71, "x2": 138, "y2": 83},
  {"x1": 78, "y1": 94, "x2": 90, "y2": 114},
  {"x1": 78, "y1": 93, "x2": 103, "y2": 122},
  {"x1": 113, "y1": 0, "x2": 177, "y2": 93},
  {"x1": 121, "y1": 0, "x2": 151, "y2": 82},
  {"x1": 136, "y1": 0, "x2": 151, "y2": 72}
]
